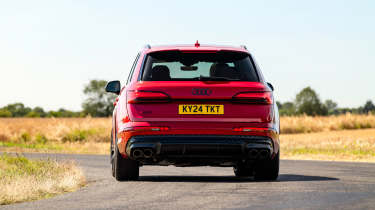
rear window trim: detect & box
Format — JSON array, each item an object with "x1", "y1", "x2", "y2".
[
  {"x1": 126, "y1": 53, "x2": 141, "y2": 85},
  {"x1": 138, "y1": 50, "x2": 260, "y2": 82},
  {"x1": 137, "y1": 53, "x2": 148, "y2": 81}
]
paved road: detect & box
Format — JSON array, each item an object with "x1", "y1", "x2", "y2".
[{"x1": 2, "y1": 153, "x2": 375, "y2": 210}]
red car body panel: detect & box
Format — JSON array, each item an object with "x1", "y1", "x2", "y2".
[{"x1": 111, "y1": 44, "x2": 280, "y2": 166}]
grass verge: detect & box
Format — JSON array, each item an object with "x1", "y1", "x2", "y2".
[
  {"x1": 0, "y1": 153, "x2": 86, "y2": 205},
  {"x1": 281, "y1": 128, "x2": 375, "y2": 162},
  {"x1": 0, "y1": 141, "x2": 108, "y2": 155}
]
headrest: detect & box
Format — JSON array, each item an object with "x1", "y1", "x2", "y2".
[
  {"x1": 151, "y1": 65, "x2": 171, "y2": 81},
  {"x1": 212, "y1": 64, "x2": 239, "y2": 80}
]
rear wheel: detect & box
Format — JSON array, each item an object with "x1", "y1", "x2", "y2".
[
  {"x1": 110, "y1": 130, "x2": 115, "y2": 177},
  {"x1": 112, "y1": 137, "x2": 139, "y2": 181},
  {"x1": 233, "y1": 165, "x2": 253, "y2": 177},
  {"x1": 254, "y1": 150, "x2": 279, "y2": 181},
  {"x1": 233, "y1": 163, "x2": 253, "y2": 177}
]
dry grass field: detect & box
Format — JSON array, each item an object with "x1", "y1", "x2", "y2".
[
  {"x1": 281, "y1": 113, "x2": 375, "y2": 133},
  {"x1": 0, "y1": 117, "x2": 111, "y2": 154},
  {"x1": 0, "y1": 153, "x2": 86, "y2": 205},
  {"x1": 1, "y1": 114, "x2": 375, "y2": 162},
  {"x1": 282, "y1": 129, "x2": 375, "y2": 162},
  {"x1": 0, "y1": 117, "x2": 111, "y2": 143}
]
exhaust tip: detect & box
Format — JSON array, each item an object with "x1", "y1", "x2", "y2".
[
  {"x1": 259, "y1": 149, "x2": 270, "y2": 159},
  {"x1": 132, "y1": 149, "x2": 144, "y2": 159},
  {"x1": 248, "y1": 149, "x2": 259, "y2": 159},
  {"x1": 143, "y1": 149, "x2": 153, "y2": 158}
]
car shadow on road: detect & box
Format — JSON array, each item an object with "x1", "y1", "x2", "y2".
[{"x1": 137, "y1": 174, "x2": 339, "y2": 183}]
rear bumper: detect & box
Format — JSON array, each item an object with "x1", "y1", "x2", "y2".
[{"x1": 125, "y1": 135, "x2": 275, "y2": 166}]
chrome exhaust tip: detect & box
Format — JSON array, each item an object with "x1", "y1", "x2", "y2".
[
  {"x1": 132, "y1": 149, "x2": 144, "y2": 159},
  {"x1": 143, "y1": 149, "x2": 153, "y2": 158}
]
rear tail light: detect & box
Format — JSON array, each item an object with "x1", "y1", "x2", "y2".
[
  {"x1": 232, "y1": 92, "x2": 273, "y2": 104},
  {"x1": 127, "y1": 91, "x2": 170, "y2": 104}
]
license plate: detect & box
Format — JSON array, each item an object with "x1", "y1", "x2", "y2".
[{"x1": 178, "y1": 104, "x2": 224, "y2": 114}]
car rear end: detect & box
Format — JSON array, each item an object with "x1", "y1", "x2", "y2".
[{"x1": 112, "y1": 44, "x2": 280, "y2": 180}]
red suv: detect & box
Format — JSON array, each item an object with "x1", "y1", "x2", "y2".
[{"x1": 106, "y1": 42, "x2": 280, "y2": 181}]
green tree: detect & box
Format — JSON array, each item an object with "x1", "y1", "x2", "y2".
[
  {"x1": 24, "y1": 106, "x2": 46, "y2": 118},
  {"x1": 0, "y1": 108, "x2": 12, "y2": 117},
  {"x1": 26, "y1": 111, "x2": 40, "y2": 117},
  {"x1": 4, "y1": 103, "x2": 31, "y2": 117},
  {"x1": 295, "y1": 87, "x2": 327, "y2": 116},
  {"x1": 46, "y1": 109, "x2": 82, "y2": 117},
  {"x1": 363, "y1": 100, "x2": 375, "y2": 114},
  {"x1": 82, "y1": 80, "x2": 116, "y2": 117},
  {"x1": 32, "y1": 106, "x2": 46, "y2": 117},
  {"x1": 324, "y1": 99, "x2": 338, "y2": 115},
  {"x1": 279, "y1": 102, "x2": 296, "y2": 116},
  {"x1": 46, "y1": 111, "x2": 61, "y2": 118},
  {"x1": 58, "y1": 108, "x2": 81, "y2": 117}
]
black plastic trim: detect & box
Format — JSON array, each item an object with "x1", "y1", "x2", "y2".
[{"x1": 126, "y1": 135, "x2": 273, "y2": 162}]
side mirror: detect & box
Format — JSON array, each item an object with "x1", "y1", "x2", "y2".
[
  {"x1": 267, "y1": 82, "x2": 274, "y2": 91},
  {"x1": 105, "y1": 80, "x2": 121, "y2": 95}
]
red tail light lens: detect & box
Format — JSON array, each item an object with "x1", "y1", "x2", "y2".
[
  {"x1": 127, "y1": 91, "x2": 170, "y2": 104},
  {"x1": 232, "y1": 92, "x2": 273, "y2": 104}
]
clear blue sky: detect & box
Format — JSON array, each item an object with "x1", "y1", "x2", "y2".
[{"x1": 1, "y1": 0, "x2": 374, "y2": 111}]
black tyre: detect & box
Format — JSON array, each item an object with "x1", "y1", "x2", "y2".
[
  {"x1": 112, "y1": 138, "x2": 139, "y2": 181},
  {"x1": 233, "y1": 163, "x2": 253, "y2": 177},
  {"x1": 254, "y1": 150, "x2": 279, "y2": 181},
  {"x1": 110, "y1": 131, "x2": 115, "y2": 177}
]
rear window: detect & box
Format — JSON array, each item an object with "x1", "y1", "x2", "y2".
[{"x1": 141, "y1": 51, "x2": 259, "y2": 81}]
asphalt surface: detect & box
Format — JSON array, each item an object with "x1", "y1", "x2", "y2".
[{"x1": 2, "y1": 153, "x2": 375, "y2": 210}]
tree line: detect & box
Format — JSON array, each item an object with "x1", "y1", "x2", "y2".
[
  {"x1": 0, "y1": 80, "x2": 115, "y2": 118},
  {"x1": 0, "y1": 80, "x2": 374, "y2": 117},
  {"x1": 0, "y1": 103, "x2": 83, "y2": 118},
  {"x1": 277, "y1": 87, "x2": 375, "y2": 116}
]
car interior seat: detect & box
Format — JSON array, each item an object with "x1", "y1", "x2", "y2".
[{"x1": 151, "y1": 65, "x2": 171, "y2": 81}]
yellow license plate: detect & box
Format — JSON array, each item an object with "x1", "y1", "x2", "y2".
[{"x1": 178, "y1": 104, "x2": 224, "y2": 114}]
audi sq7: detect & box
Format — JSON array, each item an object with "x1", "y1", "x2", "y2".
[{"x1": 106, "y1": 42, "x2": 280, "y2": 181}]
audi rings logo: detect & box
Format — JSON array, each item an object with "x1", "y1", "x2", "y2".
[{"x1": 192, "y1": 88, "x2": 212, "y2": 96}]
